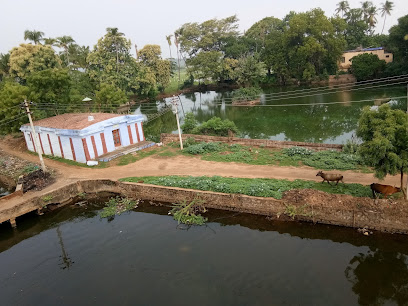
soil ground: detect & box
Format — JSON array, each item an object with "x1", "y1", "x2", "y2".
[{"x1": 0, "y1": 136, "x2": 405, "y2": 216}]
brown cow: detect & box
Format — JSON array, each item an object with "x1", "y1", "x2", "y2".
[{"x1": 370, "y1": 183, "x2": 401, "y2": 199}]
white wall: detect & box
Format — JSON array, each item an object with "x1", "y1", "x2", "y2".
[
  {"x1": 60, "y1": 136, "x2": 73, "y2": 161},
  {"x1": 72, "y1": 137, "x2": 86, "y2": 163},
  {"x1": 39, "y1": 133, "x2": 51, "y2": 155},
  {"x1": 24, "y1": 132, "x2": 35, "y2": 152},
  {"x1": 130, "y1": 124, "x2": 138, "y2": 143},
  {"x1": 137, "y1": 122, "x2": 144, "y2": 141},
  {"x1": 49, "y1": 133, "x2": 62, "y2": 157}
]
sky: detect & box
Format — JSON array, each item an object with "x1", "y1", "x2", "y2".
[{"x1": 1, "y1": 0, "x2": 407, "y2": 58}]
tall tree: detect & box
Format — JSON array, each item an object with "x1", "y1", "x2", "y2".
[
  {"x1": 0, "y1": 53, "x2": 10, "y2": 81},
  {"x1": 174, "y1": 33, "x2": 181, "y2": 84},
  {"x1": 336, "y1": 1, "x2": 350, "y2": 18},
  {"x1": 23, "y1": 30, "x2": 44, "y2": 44},
  {"x1": 56, "y1": 36, "x2": 75, "y2": 66},
  {"x1": 106, "y1": 27, "x2": 125, "y2": 73},
  {"x1": 357, "y1": 104, "x2": 408, "y2": 196},
  {"x1": 138, "y1": 45, "x2": 171, "y2": 90},
  {"x1": 360, "y1": 1, "x2": 373, "y2": 21},
  {"x1": 9, "y1": 44, "x2": 61, "y2": 82},
  {"x1": 380, "y1": 1, "x2": 394, "y2": 34},
  {"x1": 366, "y1": 5, "x2": 378, "y2": 34},
  {"x1": 166, "y1": 35, "x2": 173, "y2": 58}
]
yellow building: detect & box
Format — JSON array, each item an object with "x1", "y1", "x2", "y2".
[{"x1": 339, "y1": 47, "x2": 393, "y2": 71}]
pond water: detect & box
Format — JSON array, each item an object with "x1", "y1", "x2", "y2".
[
  {"x1": 0, "y1": 186, "x2": 9, "y2": 198},
  {"x1": 1, "y1": 200, "x2": 408, "y2": 305},
  {"x1": 140, "y1": 84, "x2": 407, "y2": 144}
]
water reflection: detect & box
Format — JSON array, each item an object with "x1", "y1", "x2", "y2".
[
  {"x1": 345, "y1": 249, "x2": 408, "y2": 305},
  {"x1": 142, "y1": 86, "x2": 406, "y2": 144}
]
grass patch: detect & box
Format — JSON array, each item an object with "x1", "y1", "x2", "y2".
[
  {"x1": 100, "y1": 196, "x2": 139, "y2": 218},
  {"x1": 116, "y1": 148, "x2": 160, "y2": 166},
  {"x1": 179, "y1": 141, "x2": 370, "y2": 172},
  {"x1": 120, "y1": 175, "x2": 372, "y2": 199}
]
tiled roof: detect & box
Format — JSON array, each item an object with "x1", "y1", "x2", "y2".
[{"x1": 25, "y1": 113, "x2": 123, "y2": 130}]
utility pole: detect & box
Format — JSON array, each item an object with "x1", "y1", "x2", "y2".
[
  {"x1": 23, "y1": 100, "x2": 46, "y2": 173},
  {"x1": 171, "y1": 96, "x2": 183, "y2": 150}
]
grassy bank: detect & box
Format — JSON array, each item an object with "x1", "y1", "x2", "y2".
[
  {"x1": 170, "y1": 141, "x2": 369, "y2": 172},
  {"x1": 120, "y1": 175, "x2": 372, "y2": 199}
]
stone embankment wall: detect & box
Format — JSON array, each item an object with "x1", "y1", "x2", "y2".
[
  {"x1": 2, "y1": 180, "x2": 408, "y2": 234},
  {"x1": 161, "y1": 134, "x2": 343, "y2": 151}
]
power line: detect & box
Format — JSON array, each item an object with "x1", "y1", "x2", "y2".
[
  {"x1": 213, "y1": 81, "x2": 408, "y2": 103},
  {"x1": 263, "y1": 74, "x2": 408, "y2": 97},
  {"x1": 217, "y1": 95, "x2": 407, "y2": 107},
  {"x1": 0, "y1": 114, "x2": 27, "y2": 127}
]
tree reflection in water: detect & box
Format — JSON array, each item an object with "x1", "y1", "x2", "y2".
[{"x1": 345, "y1": 248, "x2": 408, "y2": 305}]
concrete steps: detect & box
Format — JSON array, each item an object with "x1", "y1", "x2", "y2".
[{"x1": 98, "y1": 141, "x2": 156, "y2": 162}]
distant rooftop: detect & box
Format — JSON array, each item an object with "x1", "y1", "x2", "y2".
[
  {"x1": 344, "y1": 47, "x2": 386, "y2": 53},
  {"x1": 24, "y1": 113, "x2": 123, "y2": 130}
]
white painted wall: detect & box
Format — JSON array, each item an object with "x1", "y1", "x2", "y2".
[
  {"x1": 49, "y1": 133, "x2": 62, "y2": 157},
  {"x1": 85, "y1": 136, "x2": 95, "y2": 160},
  {"x1": 94, "y1": 133, "x2": 103, "y2": 156},
  {"x1": 119, "y1": 123, "x2": 129, "y2": 147},
  {"x1": 60, "y1": 136, "x2": 73, "y2": 161},
  {"x1": 137, "y1": 122, "x2": 144, "y2": 141},
  {"x1": 130, "y1": 124, "x2": 138, "y2": 143},
  {"x1": 24, "y1": 132, "x2": 35, "y2": 152},
  {"x1": 72, "y1": 137, "x2": 86, "y2": 163},
  {"x1": 39, "y1": 133, "x2": 51, "y2": 155}
]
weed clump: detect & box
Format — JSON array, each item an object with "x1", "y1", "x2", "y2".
[
  {"x1": 169, "y1": 198, "x2": 208, "y2": 225},
  {"x1": 100, "y1": 196, "x2": 138, "y2": 218}
]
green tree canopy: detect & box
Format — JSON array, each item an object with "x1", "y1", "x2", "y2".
[
  {"x1": 94, "y1": 83, "x2": 127, "y2": 112},
  {"x1": 351, "y1": 53, "x2": 386, "y2": 81},
  {"x1": 9, "y1": 44, "x2": 61, "y2": 82},
  {"x1": 357, "y1": 104, "x2": 408, "y2": 193},
  {"x1": 138, "y1": 45, "x2": 171, "y2": 90},
  {"x1": 0, "y1": 82, "x2": 29, "y2": 134}
]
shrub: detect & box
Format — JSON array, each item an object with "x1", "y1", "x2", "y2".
[
  {"x1": 192, "y1": 117, "x2": 239, "y2": 136},
  {"x1": 181, "y1": 112, "x2": 198, "y2": 134},
  {"x1": 283, "y1": 147, "x2": 313, "y2": 157},
  {"x1": 184, "y1": 142, "x2": 223, "y2": 155},
  {"x1": 232, "y1": 87, "x2": 262, "y2": 102}
]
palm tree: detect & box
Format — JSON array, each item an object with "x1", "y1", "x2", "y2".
[
  {"x1": 106, "y1": 27, "x2": 125, "y2": 73},
  {"x1": 43, "y1": 38, "x2": 57, "y2": 46},
  {"x1": 380, "y1": 1, "x2": 394, "y2": 34},
  {"x1": 56, "y1": 36, "x2": 75, "y2": 66},
  {"x1": 166, "y1": 35, "x2": 173, "y2": 58},
  {"x1": 174, "y1": 33, "x2": 181, "y2": 84},
  {"x1": 24, "y1": 30, "x2": 44, "y2": 44},
  {"x1": 367, "y1": 5, "x2": 378, "y2": 32},
  {"x1": 361, "y1": 1, "x2": 373, "y2": 21},
  {"x1": 335, "y1": 1, "x2": 350, "y2": 18}
]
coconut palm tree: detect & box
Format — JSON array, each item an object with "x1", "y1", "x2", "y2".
[
  {"x1": 336, "y1": 1, "x2": 350, "y2": 18},
  {"x1": 367, "y1": 5, "x2": 378, "y2": 33},
  {"x1": 380, "y1": 1, "x2": 394, "y2": 34},
  {"x1": 43, "y1": 37, "x2": 57, "y2": 46},
  {"x1": 174, "y1": 33, "x2": 181, "y2": 84},
  {"x1": 361, "y1": 1, "x2": 373, "y2": 21},
  {"x1": 24, "y1": 30, "x2": 44, "y2": 44},
  {"x1": 56, "y1": 36, "x2": 75, "y2": 66},
  {"x1": 106, "y1": 27, "x2": 125, "y2": 73},
  {"x1": 166, "y1": 35, "x2": 173, "y2": 58}
]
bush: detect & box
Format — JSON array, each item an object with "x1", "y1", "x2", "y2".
[
  {"x1": 283, "y1": 147, "x2": 313, "y2": 157},
  {"x1": 192, "y1": 117, "x2": 239, "y2": 136},
  {"x1": 184, "y1": 142, "x2": 223, "y2": 155},
  {"x1": 181, "y1": 112, "x2": 198, "y2": 134},
  {"x1": 232, "y1": 87, "x2": 262, "y2": 102}
]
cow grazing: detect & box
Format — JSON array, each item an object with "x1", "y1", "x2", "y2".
[
  {"x1": 370, "y1": 183, "x2": 401, "y2": 199},
  {"x1": 316, "y1": 171, "x2": 344, "y2": 185}
]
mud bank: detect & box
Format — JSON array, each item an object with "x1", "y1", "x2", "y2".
[{"x1": 1, "y1": 179, "x2": 407, "y2": 234}]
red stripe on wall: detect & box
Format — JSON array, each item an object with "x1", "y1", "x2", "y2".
[
  {"x1": 141, "y1": 122, "x2": 145, "y2": 141},
  {"x1": 135, "y1": 123, "x2": 140, "y2": 142},
  {"x1": 91, "y1": 136, "x2": 98, "y2": 158},
  {"x1": 70, "y1": 138, "x2": 76, "y2": 161},
  {"x1": 82, "y1": 138, "x2": 91, "y2": 161},
  {"x1": 38, "y1": 133, "x2": 44, "y2": 154},
  {"x1": 100, "y1": 133, "x2": 108, "y2": 154},
  {"x1": 127, "y1": 125, "x2": 133, "y2": 144},
  {"x1": 30, "y1": 133, "x2": 36, "y2": 152},
  {"x1": 58, "y1": 136, "x2": 64, "y2": 158},
  {"x1": 47, "y1": 134, "x2": 54, "y2": 156}
]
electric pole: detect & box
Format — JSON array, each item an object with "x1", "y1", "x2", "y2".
[
  {"x1": 171, "y1": 96, "x2": 183, "y2": 150},
  {"x1": 23, "y1": 100, "x2": 46, "y2": 173}
]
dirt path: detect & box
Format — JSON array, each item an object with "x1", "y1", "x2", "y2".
[{"x1": 0, "y1": 139, "x2": 402, "y2": 186}]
